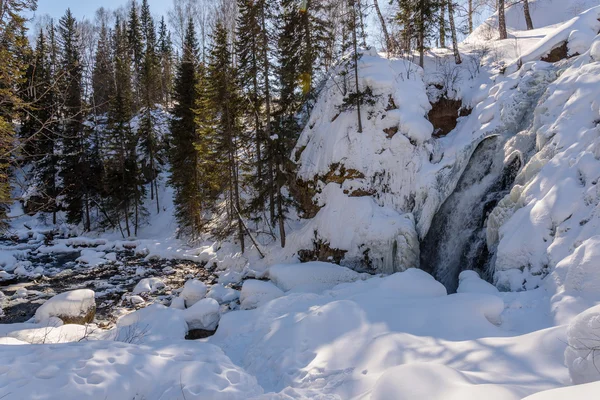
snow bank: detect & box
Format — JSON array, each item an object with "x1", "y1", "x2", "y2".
[
  {"x1": 239, "y1": 279, "x2": 284, "y2": 310},
  {"x1": 211, "y1": 270, "x2": 511, "y2": 394},
  {"x1": 268, "y1": 261, "x2": 363, "y2": 292},
  {"x1": 522, "y1": 381, "x2": 600, "y2": 399},
  {"x1": 564, "y1": 304, "x2": 600, "y2": 384},
  {"x1": 34, "y1": 289, "x2": 96, "y2": 324},
  {"x1": 0, "y1": 340, "x2": 263, "y2": 399},
  {"x1": 114, "y1": 304, "x2": 187, "y2": 343},
  {"x1": 457, "y1": 270, "x2": 500, "y2": 295}
]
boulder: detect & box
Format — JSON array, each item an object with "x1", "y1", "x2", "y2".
[{"x1": 35, "y1": 289, "x2": 96, "y2": 325}]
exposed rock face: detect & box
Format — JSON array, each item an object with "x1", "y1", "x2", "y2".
[
  {"x1": 35, "y1": 289, "x2": 96, "y2": 325},
  {"x1": 428, "y1": 98, "x2": 471, "y2": 137}
]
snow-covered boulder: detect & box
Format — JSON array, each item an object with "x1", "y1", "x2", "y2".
[
  {"x1": 565, "y1": 305, "x2": 600, "y2": 384},
  {"x1": 268, "y1": 261, "x2": 363, "y2": 292},
  {"x1": 239, "y1": 280, "x2": 284, "y2": 310},
  {"x1": 170, "y1": 297, "x2": 186, "y2": 310},
  {"x1": 133, "y1": 277, "x2": 165, "y2": 294},
  {"x1": 34, "y1": 289, "x2": 96, "y2": 324},
  {"x1": 183, "y1": 298, "x2": 220, "y2": 331},
  {"x1": 180, "y1": 279, "x2": 207, "y2": 307},
  {"x1": 207, "y1": 284, "x2": 240, "y2": 304},
  {"x1": 457, "y1": 271, "x2": 500, "y2": 295},
  {"x1": 114, "y1": 304, "x2": 187, "y2": 344}
]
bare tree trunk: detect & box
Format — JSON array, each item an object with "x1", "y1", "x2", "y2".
[
  {"x1": 418, "y1": 0, "x2": 425, "y2": 67},
  {"x1": 439, "y1": 0, "x2": 446, "y2": 48},
  {"x1": 448, "y1": 0, "x2": 461, "y2": 64},
  {"x1": 373, "y1": 0, "x2": 394, "y2": 55},
  {"x1": 498, "y1": 0, "x2": 507, "y2": 39},
  {"x1": 351, "y1": 0, "x2": 363, "y2": 133},
  {"x1": 523, "y1": 0, "x2": 534, "y2": 30},
  {"x1": 468, "y1": 0, "x2": 473, "y2": 34}
]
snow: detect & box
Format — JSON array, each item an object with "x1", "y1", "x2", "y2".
[
  {"x1": 522, "y1": 381, "x2": 600, "y2": 399},
  {"x1": 0, "y1": 340, "x2": 263, "y2": 399},
  {"x1": 132, "y1": 277, "x2": 165, "y2": 294},
  {"x1": 180, "y1": 279, "x2": 208, "y2": 307},
  {"x1": 268, "y1": 261, "x2": 364, "y2": 292},
  {"x1": 564, "y1": 304, "x2": 600, "y2": 384},
  {"x1": 207, "y1": 283, "x2": 240, "y2": 304},
  {"x1": 183, "y1": 298, "x2": 221, "y2": 330},
  {"x1": 113, "y1": 303, "x2": 187, "y2": 344},
  {"x1": 457, "y1": 270, "x2": 501, "y2": 295},
  {"x1": 239, "y1": 279, "x2": 284, "y2": 310},
  {"x1": 34, "y1": 289, "x2": 96, "y2": 324}
]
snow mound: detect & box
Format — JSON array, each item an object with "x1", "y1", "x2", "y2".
[
  {"x1": 76, "y1": 249, "x2": 108, "y2": 266},
  {"x1": 565, "y1": 304, "x2": 600, "y2": 384},
  {"x1": 132, "y1": 277, "x2": 165, "y2": 294},
  {"x1": 371, "y1": 363, "x2": 522, "y2": 400},
  {"x1": 114, "y1": 304, "x2": 187, "y2": 344},
  {"x1": 457, "y1": 270, "x2": 500, "y2": 295},
  {"x1": 0, "y1": 340, "x2": 263, "y2": 399},
  {"x1": 35, "y1": 289, "x2": 96, "y2": 324},
  {"x1": 239, "y1": 279, "x2": 284, "y2": 310},
  {"x1": 183, "y1": 298, "x2": 220, "y2": 330},
  {"x1": 207, "y1": 283, "x2": 240, "y2": 304},
  {"x1": 8, "y1": 324, "x2": 95, "y2": 344},
  {"x1": 268, "y1": 261, "x2": 363, "y2": 292},
  {"x1": 522, "y1": 381, "x2": 600, "y2": 399},
  {"x1": 180, "y1": 279, "x2": 207, "y2": 307}
]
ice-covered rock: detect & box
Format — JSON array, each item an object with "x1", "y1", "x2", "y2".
[
  {"x1": 180, "y1": 279, "x2": 207, "y2": 307},
  {"x1": 133, "y1": 277, "x2": 165, "y2": 294},
  {"x1": 35, "y1": 289, "x2": 96, "y2": 324},
  {"x1": 239, "y1": 279, "x2": 284, "y2": 310},
  {"x1": 183, "y1": 298, "x2": 220, "y2": 330},
  {"x1": 565, "y1": 305, "x2": 600, "y2": 384},
  {"x1": 170, "y1": 297, "x2": 186, "y2": 310}
]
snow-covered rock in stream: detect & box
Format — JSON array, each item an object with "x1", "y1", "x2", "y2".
[
  {"x1": 268, "y1": 261, "x2": 364, "y2": 292},
  {"x1": 132, "y1": 277, "x2": 165, "y2": 294},
  {"x1": 183, "y1": 298, "x2": 220, "y2": 331},
  {"x1": 114, "y1": 304, "x2": 187, "y2": 343},
  {"x1": 34, "y1": 289, "x2": 96, "y2": 325},
  {"x1": 180, "y1": 279, "x2": 208, "y2": 307}
]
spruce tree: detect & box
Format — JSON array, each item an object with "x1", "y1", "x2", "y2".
[
  {"x1": 92, "y1": 20, "x2": 114, "y2": 116},
  {"x1": 127, "y1": 1, "x2": 144, "y2": 112},
  {"x1": 158, "y1": 17, "x2": 173, "y2": 108},
  {"x1": 207, "y1": 22, "x2": 245, "y2": 251},
  {"x1": 58, "y1": 9, "x2": 91, "y2": 230},
  {"x1": 169, "y1": 18, "x2": 202, "y2": 238},
  {"x1": 104, "y1": 18, "x2": 146, "y2": 237}
]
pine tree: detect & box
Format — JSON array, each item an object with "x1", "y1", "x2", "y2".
[
  {"x1": 169, "y1": 18, "x2": 202, "y2": 238},
  {"x1": 103, "y1": 18, "x2": 146, "y2": 237},
  {"x1": 128, "y1": 1, "x2": 144, "y2": 112},
  {"x1": 0, "y1": 0, "x2": 36, "y2": 226},
  {"x1": 139, "y1": 0, "x2": 162, "y2": 213},
  {"x1": 92, "y1": 20, "x2": 114, "y2": 116},
  {"x1": 396, "y1": 0, "x2": 442, "y2": 67},
  {"x1": 58, "y1": 9, "x2": 91, "y2": 230},
  {"x1": 207, "y1": 22, "x2": 245, "y2": 251},
  {"x1": 158, "y1": 17, "x2": 174, "y2": 108},
  {"x1": 523, "y1": 0, "x2": 534, "y2": 31}
]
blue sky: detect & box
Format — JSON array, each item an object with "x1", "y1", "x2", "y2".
[{"x1": 30, "y1": 0, "x2": 170, "y2": 23}]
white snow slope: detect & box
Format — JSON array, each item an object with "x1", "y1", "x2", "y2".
[{"x1": 3, "y1": 1, "x2": 600, "y2": 399}]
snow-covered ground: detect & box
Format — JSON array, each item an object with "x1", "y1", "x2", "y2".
[{"x1": 3, "y1": 0, "x2": 600, "y2": 398}]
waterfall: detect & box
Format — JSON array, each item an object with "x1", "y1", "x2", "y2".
[{"x1": 420, "y1": 137, "x2": 520, "y2": 292}]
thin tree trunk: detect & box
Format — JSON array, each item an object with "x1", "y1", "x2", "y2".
[
  {"x1": 523, "y1": 0, "x2": 534, "y2": 30},
  {"x1": 468, "y1": 0, "x2": 473, "y2": 34},
  {"x1": 351, "y1": 0, "x2": 363, "y2": 133},
  {"x1": 498, "y1": 0, "x2": 507, "y2": 39},
  {"x1": 448, "y1": 0, "x2": 461, "y2": 64},
  {"x1": 373, "y1": 0, "x2": 393, "y2": 56},
  {"x1": 439, "y1": 0, "x2": 446, "y2": 48},
  {"x1": 418, "y1": 0, "x2": 425, "y2": 67},
  {"x1": 259, "y1": 0, "x2": 275, "y2": 225}
]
